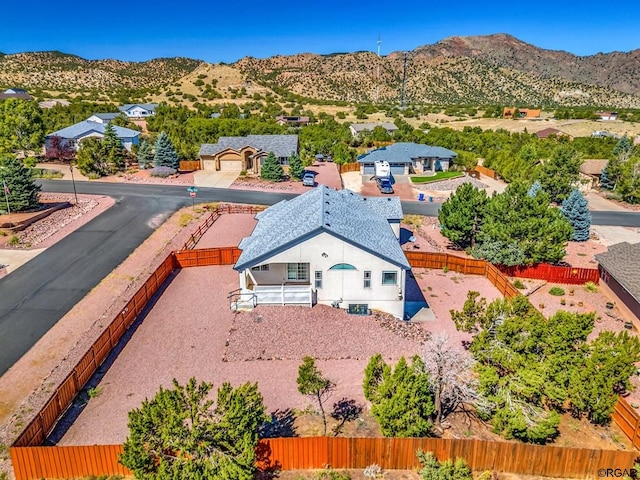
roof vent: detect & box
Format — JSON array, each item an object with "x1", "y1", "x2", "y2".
[
  {"x1": 325, "y1": 223, "x2": 331, "y2": 227},
  {"x1": 363, "y1": 198, "x2": 367, "y2": 201},
  {"x1": 325, "y1": 211, "x2": 330, "y2": 215}
]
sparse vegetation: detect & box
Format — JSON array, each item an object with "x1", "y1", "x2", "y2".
[
  {"x1": 584, "y1": 281, "x2": 598, "y2": 293},
  {"x1": 549, "y1": 287, "x2": 565, "y2": 296}
]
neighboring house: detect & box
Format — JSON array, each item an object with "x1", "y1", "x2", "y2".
[
  {"x1": 536, "y1": 127, "x2": 571, "y2": 139},
  {"x1": 596, "y1": 242, "x2": 640, "y2": 320},
  {"x1": 0, "y1": 88, "x2": 31, "y2": 100},
  {"x1": 276, "y1": 115, "x2": 310, "y2": 126},
  {"x1": 38, "y1": 99, "x2": 70, "y2": 109},
  {"x1": 580, "y1": 159, "x2": 609, "y2": 188},
  {"x1": 357, "y1": 142, "x2": 457, "y2": 175},
  {"x1": 233, "y1": 186, "x2": 409, "y2": 318},
  {"x1": 349, "y1": 122, "x2": 398, "y2": 137},
  {"x1": 86, "y1": 113, "x2": 120, "y2": 124},
  {"x1": 596, "y1": 111, "x2": 618, "y2": 121},
  {"x1": 503, "y1": 107, "x2": 541, "y2": 119},
  {"x1": 199, "y1": 134, "x2": 298, "y2": 173},
  {"x1": 592, "y1": 130, "x2": 617, "y2": 138},
  {"x1": 45, "y1": 120, "x2": 140, "y2": 153},
  {"x1": 118, "y1": 103, "x2": 158, "y2": 118}
]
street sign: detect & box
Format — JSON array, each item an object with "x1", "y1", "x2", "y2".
[
  {"x1": 190, "y1": 191, "x2": 196, "y2": 197},
  {"x1": 187, "y1": 187, "x2": 198, "y2": 193}
]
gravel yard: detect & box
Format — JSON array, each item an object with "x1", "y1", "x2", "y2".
[
  {"x1": 412, "y1": 176, "x2": 488, "y2": 192},
  {"x1": 196, "y1": 213, "x2": 257, "y2": 248}
]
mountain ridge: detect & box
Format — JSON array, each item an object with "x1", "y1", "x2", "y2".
[{"x1": 2, "y1": 34, "x2": 640, "y2": 107}]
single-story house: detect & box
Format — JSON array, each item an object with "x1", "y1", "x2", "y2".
[
  {"x1": 596, "y1": 111, "x2": 618, "y2": 121},
  {"x1": 38, "y1": 99, "x2": 70, "y2": 109},
  {"x1": 0, "y1": 88, "x2": 31, "y2": 100},
  {"x1": 357, "y1": 142, "x2": 457, "y2": 175},
  {"x1": 536, "y1": 127, "x2": 571, "y2": 139},
  {"x1": 118, "y1": 103, "x2": 158, "y2": 118},
  {"x1": 86, "y1": 113, "x2": 120, "y2": 124},
  {"x1": 276, "y1": 115, "x2": 310, "y2": 126},
  {"x1": 349, "y1": 122, "x2": 398, "y2": 137},
  {"x1": 503, "y1": 107, "x2": 541, "y2": 119},
  {"x1": 596, "y1": 242, "x2": 640, "y2": 320},
  {"x1": 580, "y1": 159, "x2": 608, "y2": 188},
  {"x1": 233, "y1": 186, "x2": 409, "y2": 318},
  {"x1": 45, "y1": 120, "x2": 140, "y2": 153},
  {"x1": 592, "y1": 130, "x2": 617, "y2": 138},
  {"x1": 199, "y1": 134, "x2": 298, "y2": 174}
]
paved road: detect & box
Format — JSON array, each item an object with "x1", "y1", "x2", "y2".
[{"x1": 1, "y1": 180, "x2": 639, "y2": 375}]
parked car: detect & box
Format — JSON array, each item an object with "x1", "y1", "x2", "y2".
[
  {"x1": 376, "y1": 177, "x2": 394, "y2": 194},
  {"x1": 302, "y1": 172, "x2": 316, "y2": 187}
]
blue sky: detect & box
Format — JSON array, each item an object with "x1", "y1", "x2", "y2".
[{"x1": 2, "y1": 1, "x2": 639, "y2": 62}]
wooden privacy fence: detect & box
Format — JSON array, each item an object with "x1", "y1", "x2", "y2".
[
  {"x1": 405, "y1": 251, "x2": 599, "y2": 287},
  {"x1": 612, "y1": 397, "x2": 640, "y2": 450},
  {"x1": 181, "y1": 204, "x2": 265, "y2": 250},
  {"x1": 338, "y1": 162, "x2": 361, "y2": 173},
  {"x1": 262, "y1": 437, "x2": 635, "y2": 478},
  {"x1": 174, "y1": 247, "x2": 241, "y2": 267},
  {"x1": 179, "y1": 160, "x2": 201, "y2": 171},
  {"x1": 498, "y1": 263, "x2": 599, "y2": 285},
  {"x1": 475, "y1": 165, "x2": 497, "y2": 179},
  {"x1": 405, "y1": 251, "x2": 520, "y2": 298},
  {"x1": 10, "y1": 437, "x2": 636, "y2": 480}
]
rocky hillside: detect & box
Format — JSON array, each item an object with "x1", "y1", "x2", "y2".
[
  {"x1": 3, "y1": 34, "x2": 640, "y2": 107},
  {"x1": 0, "y1": 51, "x2": 203, "y2": 96},
  {"x1": 236, "y1": 35, "x2": 640, "y2": 107}
]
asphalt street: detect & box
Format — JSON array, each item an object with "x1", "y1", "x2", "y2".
[{"x1": 0, "y1": 180, "x2": 638, "y2": 375}]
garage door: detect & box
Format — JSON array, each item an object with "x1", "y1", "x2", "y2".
[
  {"x1": 390, "y1": 164, "x2": 405, "y2": 175},
  {"x1": 363, "y1": 164, "x2": 375, "y2": 175},
  {"x1": 220, "y1": 160, "x2": 242, "y2": 172},
  {"x1": 202, "y1": 159, "x2": 216, "y2": 170}
]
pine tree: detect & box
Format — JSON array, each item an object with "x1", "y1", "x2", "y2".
[
  {"x1": 600, "y1": 163, "x2": 615, "y2": 190},
  {"x1": 102, "y1": 123, "x2": 125, "y2": 173},
  {"x1": 527, "y1": 180, "x2": 542, "y2": 197},
  {"x1": 260, "y1": 151, "x2": 284, "y2": 181},
  {"x1": 288, "y1": 151, "x2": 304, "y2": 179},
  {"x1": 136, "y1": 140, "x2": 153, "y2": 169},
  {"x1": 153, "y1": 131, "x2": 179, "y2": 170},
  {"x1": 297, "y1": 356, "x2": 335, "y2": 436},
  {"x1": 0, "y1": 156, "x2": 41, "y2": 212},
  {"x1": 561, "y1": 189, "x2": 591, "y2": 241},
  {"x1": 121, "y1": 377, "x2": 266, "y2": 480},
  {"x1": 438, "y1": 183, "x2": 488, "y2": 249}
]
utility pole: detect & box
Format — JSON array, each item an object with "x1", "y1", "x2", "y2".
[
  {"x1": 401, "y1": 52, "x2": 408, "y2": 109},
  {"x1": 375, "y1": 35, "x2": 382, "y2": 104}
]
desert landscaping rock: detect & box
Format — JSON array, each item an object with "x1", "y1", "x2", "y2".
[{"x1": 414, "y1": 176, "x2": 487, "y2": 192}]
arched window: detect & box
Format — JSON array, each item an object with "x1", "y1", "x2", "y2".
[{"x1": 329, "y1": 263, "x2": 357, "y2": 270}]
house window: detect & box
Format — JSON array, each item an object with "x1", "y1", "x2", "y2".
[
  {"x1": 287, "y1": 263, "x2": 309, "y2": 281},
  {"x1": 329, "y1": 263, "x2": 357, "y2": 270},
  {"x1": 382, "y1": 271, "x2": 397, "y2": 285},
  {"x1": 348, "y1": 304, "x2": 369, "y2": 315},
  {"x1": 315, "y1": 271, "x2": 323, "y2": 289},
  {"x1": 251, "y1": 265, "x2": 269, "y2": 271},
  {"x1": 363, "y1": 271, "x2": 371, "y2": 288}
]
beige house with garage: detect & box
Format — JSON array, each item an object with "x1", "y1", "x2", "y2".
[
  {"x1": 232, "y1": 186, "x2": 409, "y2": 318},
  {"x1": 199, "y1": 134, "x2": 299, "y2": 174}
]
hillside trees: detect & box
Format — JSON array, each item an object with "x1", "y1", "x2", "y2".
[
  {"x1": 120, "y1": 377, "x2": 266, "y2": 480},
  {"x1": 561, "y1": 189, "x2": 591, "y2": 241},
  {"x1": 0, "y1": 99, "x2": 45, "y2": 157},
  {"x1": 363, "y1": 354, "x2": 434, "y2": 437},
  {"x1": 0, "y1": 156, "x2": 41, "y2": 211}
]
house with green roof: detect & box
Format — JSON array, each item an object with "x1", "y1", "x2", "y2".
[
  {"x1": 232, "y1": 185, "x2": 409, "y2": 318},
  {"x1": 357, "y1": 142, "x2": 457, "y2": 176}
]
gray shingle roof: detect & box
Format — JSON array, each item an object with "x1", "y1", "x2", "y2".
[
  {"x1": 199, "y1": 135, "x2": 298, "y2": 158},
  {"x1": 234, "y1": 186, "x2": 409, "y2": 271},
  {"x1": 118, "y1": 103, "x2": 158, "y2": 113},
  {"x1": 358, "y1": 143, "x2": 457, "y2": 164},
  {"x1": 91, "y1": 112, "x2": 119, "y2": 121},
  {"x1": 595, "y1": 242, "x2": 640, "y2": 302},
  {"x1": 350, "y1": 122, "x2": 398, "y2": 133},
  {"x1": 47, "y1": 120, "x2": 140, "y2": 139}
]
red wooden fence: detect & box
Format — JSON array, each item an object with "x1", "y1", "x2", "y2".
[
  {"x1": 612, "y1": 397, "x2": 640, "y2": 450},
  {"x1": 179, "y1": 160, "x2": 201, "y2": 171},
  {"x1": 498, "y1": 263, "x2": 600, "y2": 285},
  {"x1": 475, "y1": 165, "x2": 497, "y2": 179},
  {"x1": 10, "y1": 437, "x2": 636, "y2": 480},
  {"x1": 338, "y1": 162, "x2": 361, "y2": 173}
]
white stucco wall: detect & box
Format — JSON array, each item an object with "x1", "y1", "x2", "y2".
[
  {"x1": 242, "y1": 231, "x2": 407, "y2": 318},
  {"x1": 125, "y1": 107, "x2": 153, "y2": 118}
]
